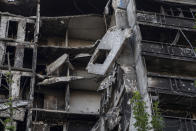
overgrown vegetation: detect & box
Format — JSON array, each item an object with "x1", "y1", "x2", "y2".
[
  {"x1": 130, "y1": 91, "x2": 150, "y2": 131},
  {"x1": 151, "y1": 101, "x2": 164, "y2": 131},
  {"x1": 0, "y1": 53, "x2": 16, "y2": 131},
  {"x1": 131, "y1": 91, "x2": 164, "y2": 131}
]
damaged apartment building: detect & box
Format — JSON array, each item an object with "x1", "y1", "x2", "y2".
[{"x1": 0, "y1": 0, "x2": 196, "y2": 130}]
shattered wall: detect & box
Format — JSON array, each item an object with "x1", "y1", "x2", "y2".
[{"x1": 0, "y1": 0, "x2": 196, "y2": 131}]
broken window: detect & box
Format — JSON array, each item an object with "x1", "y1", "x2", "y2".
[
  {"x1": 93, "y1": 49, "x2": 110, "y2": 64},
  {"x1": 172, "y1": 7, "x2": 182, "y2": 16},
  {"x1": 39, "y1": 19, "x2": 67, "y2": 46},
  {"x1": 7, "y1": 21, "x2": 18, "y2": 39},
  {"x1": 20, "y1": 76, "x2": 31, "y2": 100},
  {"x1": 3, "y1": 46, "x2": 16, "y2": 67},
  {"x1": 23, "y1": 48, "x2": 33, "y2": 69},
  {"x1": 182, "y1": 7, "x2": 193, "y2": 18},
  {"x1": 34, "y1": 93, "x2": 44, "y2": 108},
  {"x1": 0, "y1": 75, "x2": 9, "y2": 99},
  {"x1": 25, "y1": 23, "x2": 35, "y2": 42}
]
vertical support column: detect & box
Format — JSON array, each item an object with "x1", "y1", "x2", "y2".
[
  {"x1": 0, "y1": 16, "x2": 8, "y2": 38},
  {"x1": 0, "y1": 16, "x2": 8, "y2": 91},
  {"x1": 11, "y1": 74, "x2": 21, "y2": 99},
  {"x1": 14, "y1": 45, "x2": 24, "y2": 68},
  {"x1": 65, "y1": 59, "x2": 70, "y2": 111},
  {"x1": 65, "y1": 29, "x2": 69, "y2": 47},
  {"x1": 63, "y1": 122, "x2": 69, "y2": 131},
  {"x1": 26, "y1": 0, "x2": 40, "y2": 130},
  {"x1": 126, "y1": 0, "x2": 153, "y2": 130},
  {"x1": 14, "y1": 20, "x2": 26, "y2": 68},
  {"x1": 26, "y1": 46, "x2": 37, "y2": 131},
  {"x1": 100, "y1": 117, "x2": 105, "y2": 131}
]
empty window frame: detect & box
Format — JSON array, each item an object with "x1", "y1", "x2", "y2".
[
  {"x1": 181, "y1": 7, "x2": 193, "y2": 18},
  {"x1": 33, "y1": 93, "x2": 44, "y2": 108},
  {"x1": 25, "y1": 23, "x2": 35, "y2": 42},
  {"x1": 0, "y1": 74, "x2": 9, "y2": 99},
  {"x1": 3, "y1": 46, "x2": 16, "y2": 67},
  {"x1": 7, "y1": 21, "x2": 18, "y2": 39},
  {"x1": 20, "y1": 76, "x2": 31, "y2": 100},
  {"x1": 23, "y1": 48, "x2": 33, "y2": 69},
  {"x1": 93, "y1": 49, "x2": 110, "y2": 64}
]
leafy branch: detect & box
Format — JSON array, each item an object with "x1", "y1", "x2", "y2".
[{"x1": 131, "y1": 91, "x2": 164, "y2": 131}]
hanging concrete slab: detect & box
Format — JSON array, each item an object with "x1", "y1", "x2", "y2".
[
  {"x1": 86, "y1": 27, "x2": 132, "y2": 75},
  {"x1": 46, "y1": 53, "x2": 68, "y2": 75},
  {"x1": 37, "y1": 76, "x2": 84, "y2": 86}
]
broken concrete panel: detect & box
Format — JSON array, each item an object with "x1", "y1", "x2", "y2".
[
  {"x1": 0, "y1": 107, "x2": 26, "y2": 121},
  {"x1": 0, "y1": 42, "x2": 6, "y2": 65},
  {"x1": 0, "y1": 16, "x2": 8, "y2": 38},
  {"x1": 0, "y1": 100, "x2": 28, "y2": 111},
  {"x1": 106, "y1": 107, "x2": 121, "y2": 130},
  {"x1": 0, "y1": 70, "x2": 32, "y2": 76},
  {"x1": 87, "y1": 27, "x2": 132, "y2": 75},
  {"x1": 0, "y1": 17, "x2": 7, "y2": 66},
  {"x1": 74, "y1": 53, "x2": 91, "y2": 60},
  {"x1": 46, "y1": 53, "x2": 68, "y2": 75},
  {"x1": 17, "y1": 20, "x2": 26, "y2": 41},
  {"x1": 98, "y1": 68, "x2": 116, "y2": 91},
  {"x1": 37, "y1": 76, "x2": 84, "y2": 86},
  {"x1": 11, "y1": 74, "x2": 21, "y2": 99},
  {"x1": 14, "y1": 45, "x2": 24, "y2": 68}
]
